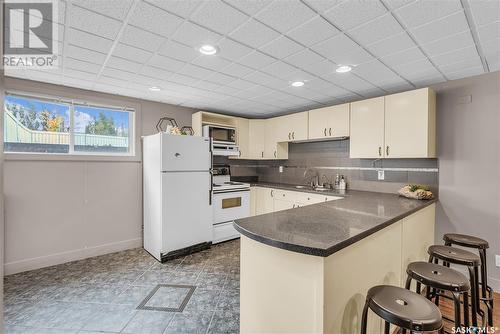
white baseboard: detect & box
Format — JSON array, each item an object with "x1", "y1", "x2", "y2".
[{"x1": 4, "y1": 238, "x2": 142, "y2": 275}]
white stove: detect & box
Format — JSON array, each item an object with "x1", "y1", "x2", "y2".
[{"x1": 211, "y1": 165, "x2": 250, "y2": 243}]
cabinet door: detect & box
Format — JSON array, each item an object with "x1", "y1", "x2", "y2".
[
  {"x1": 287, "y1": 111, "x2": 308, "y2": 141},
  {"x1": 264, "y1": 119, "x2": 277, "y2": 159},
  {"x1": 234, "y1": 117, "x2": 249, "y2": 159},
  {"x1": 309, "y1": 104, "x2": 349, "y2": 140},
  {"x1": 255, "y1": 187, "x2": 274, "y2": 215},
  {"x1": 249, "y1": 120, "x2": 266, "y2": 159},
  {"x1": 273, "y1": 198, "x2": 295, "y2": 211},
  {"x1": 350, "y1": 97, "x2": 385, "y2": 158},
  {"x1": 385, "y1": 88, "x2": 436, "y2": 158}
]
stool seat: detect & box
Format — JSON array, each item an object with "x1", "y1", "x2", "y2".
[
  {"x1": 428, "y1": 245, "x2": 480, "y2": 266},
  {"x1": 407, "y1": 261, "x2": 470, "y2": 292},
  {"x1": 444, "y1": 233, "x2": 489, "y2": 249},
  {"x1": 366, "y1": 285, "x2": 443, "y2": 332}
]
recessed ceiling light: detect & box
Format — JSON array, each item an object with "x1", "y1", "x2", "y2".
[
  {"x1": 149, "y1": 86, "x2": 161, "y2": 91},
  {"x1": 336, "y1": 65, "x2": 352, "y2": 73},
  {"x1": 291, "y1": 81, "x2": 305, "y2": 87},
  {"x1": 199, "y1": 44, "x2": 218, "y2": 55}
]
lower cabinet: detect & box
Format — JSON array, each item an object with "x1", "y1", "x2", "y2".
[{"x1": 251, "y1": 186, "x2": 341, "y2": 215}]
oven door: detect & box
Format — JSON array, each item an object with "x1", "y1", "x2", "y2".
[{"x1": 212, "y1": 189, "x2": 250, "y2": 224}]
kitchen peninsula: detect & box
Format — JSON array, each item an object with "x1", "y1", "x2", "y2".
[{"x1": 234, "y1": 186, "x2": 437, "y2": 334}]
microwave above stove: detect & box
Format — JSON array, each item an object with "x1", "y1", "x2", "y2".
[{"x1": 203, "y1": 125, "x2": 236, "y2": 145}]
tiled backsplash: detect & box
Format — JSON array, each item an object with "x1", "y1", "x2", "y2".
[{"x1": 215, "y1": 139, "x2": 438, "y2": 194}]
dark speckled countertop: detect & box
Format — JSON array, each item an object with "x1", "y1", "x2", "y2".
[{"x1": 233, "y1": 183, "x2": 437, "y2": 257}]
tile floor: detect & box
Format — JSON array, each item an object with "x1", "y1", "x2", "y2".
[{"x1": 4, "y1": 240, "x2": 240, "y2": 334}]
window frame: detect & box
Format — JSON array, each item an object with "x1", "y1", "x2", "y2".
[{"x1": 4, "y1": 90, "x2": 138, "y2": 162}]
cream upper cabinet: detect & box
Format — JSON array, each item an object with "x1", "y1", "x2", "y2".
[
  {"x1": 284, "y1": 111, "x2": 308, "y2": 141},
  {"x1": 248, "y1": 119, "x2": 266, "y2": 159},
  {"x1": 234, "y1": 118, "x2": 249, "y2": 159},
  {"x1": 384, "y1": 88, "x2": 436, "y2": 158},
  {"x1": 350, "y1": 97, "x2": 385, "y2": 158},
  {"x1": 308, "y1": 104, "x2": 350, "y2": 140},
  {"x1": 264, "y1": 118, "x2": 288, "y2": 159}
]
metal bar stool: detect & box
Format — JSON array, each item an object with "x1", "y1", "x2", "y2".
[
  {"x1": 360, "y1": 285, "x2": 443, "y2": 334},
  {"x1": 428, "y1": 245, "x2": 481, "y2": 327},
  {"x1": 405, "y1": 261, "x2": 470, "y2": 332},
  {"x1": 444, "y1": 233, "x2": 494, "y2": 326}
]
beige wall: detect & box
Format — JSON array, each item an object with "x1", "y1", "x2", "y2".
[
  {"x1": 3, "y1": 77, "x2": 195, "y2": 274},
  {"x1": 431, "y1": 71, "x2": 500, "y2": 291}
]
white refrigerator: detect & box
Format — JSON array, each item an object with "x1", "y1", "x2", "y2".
[{"x1": 143, "y1": 133, "x2": 213, "y2": 262}]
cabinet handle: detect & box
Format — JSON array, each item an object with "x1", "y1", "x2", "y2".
[
  {"x1": 329, "y1": 128, "x2": 332, "y2": 136},
  {"x1": 288, "y1": 132, "x2": 291, "y2": 140},
  {"x1": 274, "y1": 151, "x2": 276, "y2": 158},
  {"x1": 324, "y1": 128, "x2": 327, "y2": 136},
  {"x1": 386, "y1": 146, "x2": 390, "y2": 156},
  {"x1": 239, "y1": 150, "x2": 241, "y2": 157},
  {"x1": 271, "y1": 190, "x2": 274, "y2": 197},
  {"x1": 292, "y1": 132, "x2": 295, "y2": 139},
  {"x1": 378, "y1": 147, "x2": 382, "y2": 157},
  {"x1": 261, "y1": 151, "x2": 264, "y2": 158}
]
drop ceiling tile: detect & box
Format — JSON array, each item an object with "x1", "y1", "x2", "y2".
[
  {"x1": 107, "y1": 56, "x2": 142, "y2": 73},
  {"x1": 65, "y1": 58, "x2": 102, "y2": 73},
  {"x1": 259, "y1": 36, "x2": 304, "y2": 59},
  {"x1": 365, "y1": 32, "x2": 416, "y2": 58},
  {"x1": 439, "y1": 57, "x2": 483, "y2": 73},
  {"x1": 285, "y1": 49, "x2": 325, "y2": 69},
  {"x1": 157, "y1": 41, "x2": 199, "y2": 62},
  {"x1": 383, "y1": 0, "x2": 417, "y2": 10},
  {"x1": 64, "y1": 68, "x2": 98, "y2": 82},
  {"x1": 381, "y1": 47, "x2": 426, "y2": 67},
  {"x1": 244, "y1": 71, "x2": 286, "y2": 89},
  {"x1": 190, "y1": 0, "x2": 249, "y2": 35},
  {"x1": 300, "y1": 59, "x2": 334, "y2": 77},
  {"x1": 120, "y1": 25, "x2": 165, "y2": 52},
  {"x1": 305, "y1": 79, "x2": 352, "y2": 97},
  {"x1": 284, "y1": 70, "x2": 317, "y2": 83},
  {"x1": 228, "y1": 79, "x2": 259, "y2": 90},
  {"x1": 486, "y1": 54, "x2": 500, "y2": 71},
  {"x1": 287, "y1": 16, "x2": 340, "y2": 47},
  {"x1": 311, "y1": 34, "x2": 373, "y2": 65},
  {"x1": 430, "y1": 46, "x2": 479, "y2": 67},
  {"x1": 348, "y1": 13, "x2": 404, "y2": 46},
  {"x1": 216, "y1": 38, "x2": 253, "y2": 61},
  {"x1": 477, "y1": 21, "x2": 500, "y2": 43},
  {"x1": 68, "y1": 28, "x2": 113, "y2": 54},
  {"x1": 168, "y1": 73, "x2": 201, "y2": 86},
  {"x1": 353, "y1": 60, "x2": 404, "y2": 85},
  {"x1": 325, "y1": 72, "x2": 382, "y2": 94},
  {"x1": 129, "y1": 1, "x2": 184, "y2": 36},
  {"x1": 420, "y1": 30, "x2": 475, "y2": 56},
  {"x1": 323, "y1": 0, "x2": 387, "y2": 31},
  {"x1": 445, "y1": 66, "x2": 484, "y2": 80},
  {"x1": 255, "y1": 0, "x2": 316, "y2": 33},
  {"x1": 65, "y1": 45, "x2": 107, "y2": 64},
  {"x1": 224, "y1": 0, "x2": 272, "y2": 16},
  {"x1": 394, "y1": 0, "x2": 462, "y2": 28},
  {"x1": 192, "y1": 56, "x2": 232, "y2": 72},
  {"x1": 392, "y1": 58, "x2": 437, "y2": 77},
  {"x1": 469, "y1": 1, "x2": 500, "y2": 26},
  {"x1": 101, "y1": 67, "x2": 134, "y2": 81},
  {"x1": 178, "y1": 64, "x2": 215, "y2": 79},
  {"x1": 220, "y1": 63, "x2": 255, "y2": 77},
  {"x1": 69, "y1": 6, "x2": 122, "y2": 40},
  {"x1": 229, "y1": 19, "x2": 280, "y2": 48},
  {"x1": 211, "y1": 84, "x2": 241, "y2": 96},
  {"x1": 410, "y1": 11, "x2": 470, "y2": 44},
  {"x1": 113, "y1": 43, "x2": 153, "y2": 63},
  {"x1": 172, "y1": 22, "x2": 222, "y2": 49},
  {"x1": 149, "y1": 54, "x2": 186, "y2": 72},
  {"x1": 482, "y1": 37, "x2": 500, "y2": 56},
  {"x1": 301, "y1": 0, "x2": 342, "y2": 14},
  {"x1": 140, "y1": 66, "x2": 174, "y2": 80},
  {"x1": 143, "y1": 0, "x2": 204, "y2": 18},
  {"x1": 261, "y1": 61, "x2": 300, "y2": 80},
  {"x1": 72, "y1": 0, "x2": 134, "y2": 20},
  {"x1": 206, "y1": 72, "x2": 238, "y2": 85},
  {"x1": 62, "y1": 77, "x2": 94, "y2": 90},
  {"x1": 238, "y1": 51, "x2": 276, "y2": 69}
]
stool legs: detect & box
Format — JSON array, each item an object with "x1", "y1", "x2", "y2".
[
  {"x1": 463, "y1": 291, "x2": 470, "y2": 329},
  {"x1": 384, "y1": 321, "x2": 390, "y2": 334},
  {"x1": 479, "y1": 248, "x2": 494, "y2": 326},
  {"x1": 360, "y1": 300, "x2": 369, "y2": 334},
  {"x1": 467, "y1": 266, "x2": 479, "y2": 327},
  {"x1": 452, "y1": 292, "x2": 461, "y2": 328}
]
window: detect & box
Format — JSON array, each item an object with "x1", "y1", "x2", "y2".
[{"x1": 4, "y1": 93, "x2": 134, "y2": 156}]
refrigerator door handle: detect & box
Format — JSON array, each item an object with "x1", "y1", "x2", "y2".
[{"x1": 209, "y1": 170, "x2": 213, "y2": 205}]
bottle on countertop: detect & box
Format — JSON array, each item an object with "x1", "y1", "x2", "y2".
[
  {"x1": 339, "y1": 175, "x2": 346, "y2": 190},
  {"x1": 334, "y1": 174, "x2": 340, "y2": 189}
]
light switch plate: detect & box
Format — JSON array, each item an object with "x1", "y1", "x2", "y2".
[
  {"x1": 378, "y1": 170, "x2": 385, "y2": 180},
  {"x1": 279, "y1": 166, "x2": 283, "y2": 173},
  {"x1": 496, "y1": 254, "x2": 500, "y2": 267}
]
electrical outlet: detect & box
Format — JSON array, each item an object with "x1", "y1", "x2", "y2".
[
  {"x1": 279, "y1": 166, "x2": 283, "y2": 173},
  {"x1": 496, "y1": 255, "x2": 500, "y2": 267},
  {"x1": 377, "y1": 170, "x2": 385, "y2": 180}
]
